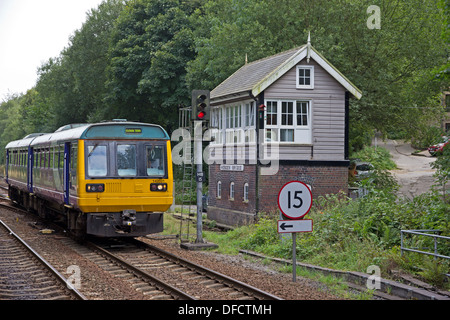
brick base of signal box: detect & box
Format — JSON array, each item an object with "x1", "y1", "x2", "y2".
[{"x1": 207, "y1": 161, "x2": 348, "y2": 227}]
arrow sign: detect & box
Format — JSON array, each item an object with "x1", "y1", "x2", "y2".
[
  {"x1": 277, "y1": 219, "x2": 313, "y2": 234},
  {"x1": 279, "y1": 222, "x2": 293, "y2": 231}
]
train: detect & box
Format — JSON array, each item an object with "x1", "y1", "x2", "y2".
[{"x1": 4, "y1": 120, "x2": 173, "y2": 237}]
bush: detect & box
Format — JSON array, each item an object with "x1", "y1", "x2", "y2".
[
  {"x1": 351, "y1": 146, "x2": 397, "y2": 170},
  {"x1": 241, "y1": 218, "x2": 279, "y2": 251},
  {"x1": 206, "y1": 188, "x2": 449, "y2": 286},
  {"x1": 432, "y1": 143, "x2": 450, "y2": 197}
]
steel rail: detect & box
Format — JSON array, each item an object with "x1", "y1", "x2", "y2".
[
  {"x1": 85, "y1": 240, "x2": 196, "y2": 300},
  {"x1": 130, "y1": 238, "x2": 284, "y2": 300},
  {"x1": 0, "y1": 219, "x2": 87, "y2": 300}
]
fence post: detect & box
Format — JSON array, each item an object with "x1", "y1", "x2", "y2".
[
  {"x1": 434, "y1": 235, "x2": 438, "y2": 261},
  {"x1": 401, "y1": 230, "x2": 404, "y2": 257}
]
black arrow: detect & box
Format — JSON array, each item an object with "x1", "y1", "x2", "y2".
[{"x1": 280, "y1": 222, "x2": 293, "y2": 231}]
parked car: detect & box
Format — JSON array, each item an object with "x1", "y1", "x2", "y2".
[
  {"x1": 428, "y1": 136, "x2": 449, "y2": 156},
  {"x1": 349, "y1": 159, "x2": 374, "y2": 181}
]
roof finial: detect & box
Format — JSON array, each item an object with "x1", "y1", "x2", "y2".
[{"x1": 307, "y1": 31, "x2": 311, "y2": 63}]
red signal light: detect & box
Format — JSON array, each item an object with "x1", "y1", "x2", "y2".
[
  {"x1": 197, "y1": 111, "x2": 206, "y2": 119},
  {"x1": 192, "y1": 90, "x2": 210, "y2": 121}
]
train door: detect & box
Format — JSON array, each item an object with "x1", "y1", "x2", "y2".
[
  {"x1": 64, "y1": 142, "x2": 71, "y2": 205},
  {"x1": 27, "y1": 146, "x2": 33, "y2": 193},
  {"x1": 5, "y1": 149, "x2": 9, "y2": 184}
]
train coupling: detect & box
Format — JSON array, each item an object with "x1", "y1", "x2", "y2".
[{"x1": 121, "y1": 210, "x2": 137, "y2": 226}]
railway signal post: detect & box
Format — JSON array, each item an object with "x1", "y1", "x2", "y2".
[
  {"x1": 192, "y1": 90, "x2": 210, "y2": 244},
  {"x1": 193, "y1": 119, "x2": 204, "y2": 243},
  {"x1": 180, "y1": 90, "x2": 217, "y2": 250}
]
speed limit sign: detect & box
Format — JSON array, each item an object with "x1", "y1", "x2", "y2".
[{"x1": 277, "y1": 181, "x2": 312, "y2": 220}]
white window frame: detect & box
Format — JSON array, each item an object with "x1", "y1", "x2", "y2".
[
  {"x1": 217, "y1": 181, "x2": 222, "y2": 199},
  {"x1": 296, "y1": 65, "x2": 314, "y2": 89},
  {"x1": 265, "y1": 99, "x2": 312, "y2": 144},
  {"x1": 229, "y1": 182, "x2": 235, "y2": 200},
  {"x1": 211, "y1": 107, "x2": 223, "y2": 144},
  {"x1": 243, "y1": 183, "x2": 249, "y2": 202},
  {"x1": 211, "y1": 100, "x2": 257, "y2": 146}
]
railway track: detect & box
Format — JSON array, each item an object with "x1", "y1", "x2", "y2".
[
  {"x1": 0, "y1": 184, "x2": 8, "y2": 200},
  {"x1": 0, "y1": 182, "x2": 283, "y2": 300},
  {"x1": 0, "y1": 219, "x2": 86, "y2": 300},
  {"x1": 68, "y1": 239, "x2": 196, "y2": 300},
  {"x1": 91, "y1": 238, "x2": 283, "y2": 300},
  {"x1": 0, "y1": 200, "x2": 195, "y2": 300}
]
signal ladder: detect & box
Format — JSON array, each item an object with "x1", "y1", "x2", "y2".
[{"x1": 178, "y1": 106, "x2": 194, "y2": 242}]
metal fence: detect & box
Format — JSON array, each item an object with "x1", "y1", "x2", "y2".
[{"x1": 400, "y1": 229, "x2": 450, "y2": 260}]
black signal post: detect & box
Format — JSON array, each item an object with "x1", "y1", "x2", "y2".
[{"x1": 191, "y1": 90, "x2": 210, "y2": 244}]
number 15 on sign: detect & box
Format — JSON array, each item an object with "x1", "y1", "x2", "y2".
[{"x1": 277, "y1": 181, "x2": 312, "y2": 220}]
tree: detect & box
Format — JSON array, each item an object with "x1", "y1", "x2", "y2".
[
  {"x1": 64, "y1": 0, "x2": 125, "y2": 123},
  {"x1": 105, "y1": 0, "x2": 200, "y2": 130},
  {"x1": 0, "y1": 94, "x2": 27, "y2": 162},
  {"x1": 33, "y1": 0, "x2": 124, "y2": 129}
]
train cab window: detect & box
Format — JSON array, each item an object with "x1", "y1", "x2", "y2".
[
  {"x1": 146, "y1": 145, "x2": 165, "y2": 177},
  {"x1": 87, "y1": 145, "x2": 108, "y2": 177},
  {"x1": 117, "y1": 144, "x2": 137, "y2": 176}
]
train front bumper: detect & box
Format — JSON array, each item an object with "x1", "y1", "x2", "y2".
[{"x1": 86, "y1": 211, "x2": 163, "y2": 237}]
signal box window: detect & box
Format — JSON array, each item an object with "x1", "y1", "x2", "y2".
[
  {"x1": 146, "y1": 145, "x2": 165, "y2": 177},
  {"x1": 87, "y1": 145, "x2": 107, "y2": 177},
  {"x1": 243, "y1": 183, "x2": 249, "y2": 202},
  {"x1": 217, "y1": 181, "x2": 222, "y2": 199},
  {"x1": 296, "y1": 66, "x2": 314, "y2": 89},
  {"x1": 117, "y1": 144, "x2": 137, "y2": 176}
]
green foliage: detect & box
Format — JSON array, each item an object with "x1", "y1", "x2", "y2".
[
  {"x1": 348, "y1": 120, "x2": 374, "y2": 154},
  {"x1": 241, "y1": 218, "x2": 279, "y2": 250},
  {"x1": 432, "y1": 143, "x2": 450, "y2": 191},
  {"x1": 351, "y1": 146, "x2": 397, "y2": 170},
  {"x1": 418, "y1": 256, "x2": 448, "y2": 288},
  {"x1": 412, "y1": 126, "x2": 447, "y2": 150},
  {"x1": 105, "y1": 0, "x2": 199, "y2": 132},
  {"x1": 35, "y1": 0, "x2": 125, "y2": 129},
  {"x1": 222, "y1": 189, "x2": 449, "y2": 282}
]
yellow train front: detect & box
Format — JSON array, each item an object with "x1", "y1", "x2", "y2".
[{"x1": 5, "y1": 121, "x2": 173, "y2": 237}]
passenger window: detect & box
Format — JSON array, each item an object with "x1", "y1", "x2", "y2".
[
  {"x1": 87, "y1": 145, "x2": 107, "y2": 177},
  {"x1": 117, "y1": 144, "x2": 137, "y2": 176},
  {"x1": 146, "y1": 145, "x2": 165, "y2": 177}
]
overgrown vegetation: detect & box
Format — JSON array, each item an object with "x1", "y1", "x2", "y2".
[
  {"x1": 351, "y1": 146, "x2": 397, "y2": 170},
  {"x1": 203, "y1": 189, "x2": 449, "y2": 289}
]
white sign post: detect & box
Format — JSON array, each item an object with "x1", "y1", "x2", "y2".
[{"x1": 277, "y1": 181, "x2": 313, "y2": 282}]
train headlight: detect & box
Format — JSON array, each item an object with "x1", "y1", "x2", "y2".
[
  {"x1": 86, "y1": 184, "x2": 105, "y2": 193},
  {"x1": 150, "y1": 183, "x2": 167, "y2": 192}
]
